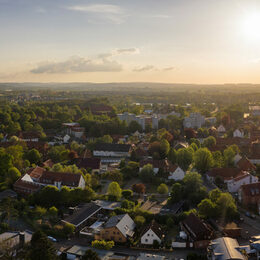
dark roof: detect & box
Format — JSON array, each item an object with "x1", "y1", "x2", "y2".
[
  {"x1": 140, "y1": 159, "x2": 169, "y2": 169},
  {"x1": 237, "y1": 157, "x2": 256, "y2": 172},
  {"x1": 76, "y1": 158, "x2": 101, "y2": 170},
  {"x1": 0, "y1": 189, "x2": 17, "y2": 201},
  {"x1": 94, "y1": 143, "x2": 131, "y2": 152},
  {"x1": 39, "y1": 171, "x2": 82, "y2": 187},
  {"x1": 63, "y1": 203, "x2": 101, "y2": 227},
  {"x1": 208, "y1": 168, "x2": 245, "y2": 181},
  {"x1": 182, "y1": 213, "x2": 213, "y2": 241},
  {"x1": 141, "y1": 220, "x2": 163, "y2": 239}
]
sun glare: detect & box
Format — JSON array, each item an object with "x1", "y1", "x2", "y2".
[{"x1": 241, "y1": 12, "x2": 260, "y2": 42}]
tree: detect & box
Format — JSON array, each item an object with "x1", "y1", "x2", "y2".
[
  {"x1": 184, "y1": 128, "x2": 196, "y2": 139},
  {"x1": 48, "y1": 206, "x2": 58, "y2": 219},
  {"x1": 92, "y1": 240, "x2": 114, "y2": 250},
  {"x1": 170, "y1": 183, "x2": 183, "y2": 203},
  {"x1": 128, "y1": 120, "x2": 142, "y2": 133},
  {"x1": 134, "y1": 215, "x2": 145, "y2": 227},
  {"x1": 132, "y1": 183, "x2": 146, "y2": 195},
  {"x1": 63, "y1": 223, "x2": 75, "y2": 237},
  {"x1": 107, "y1": 182, "x2": 122, "y2": 201},
  {"x1": 198, "y1": 199, "x2": 216, "y2": 218},
  {"x1": 122, "y1": 189, "x2": 133, "y2": 199},
  {"x1": 216, "y1": 192, "x2": 238, "y2": 221},
  {"x1": 168, "y1": 148, "x2": 177, "y2": 164},
  {"x1": 26, "y1": 149, "x2": 41, "y2": 164},
  {"x1": 82, "y1": 249, "x2": 101, "y2": 260},
  {"x1": 193, "y1": 148, "x2": 214, "y2": 174},
  {"x1": 159, "y1": 139, "x2": 170, "y2": 158},
  {"x1": 27, "y1": 230, "x2": 57, "y2": 260},
  {"x1": 223, "y1": 146, "x2": 236, "y2": 167},
  {"x1": 6, "y1": 167, "x2": 21, "y2": 184},
  {"x1": 139, "y1": 164, "x2": 154, "y2": 182},
  {"x1": 121, "y1": 200, "x2": 135, "y2": 210},
  {"x1": 203, "y1": 136, "x2": 216, "y2": 148},
  {"x1": 157, "y1": 183, "x2": 168, "y2": 194},
  {"x1": 183, "y1": 172, "x2": 203, "y2": 194},
  {"x1": 176, "y1": 148, "x2": 193, "y2": 171},
  {"x1": 0, "y1": 150, "x2": 13, "y2": 177},
  {"x1": 212, "y1": 151, "x2": 224, "y2": 168}
]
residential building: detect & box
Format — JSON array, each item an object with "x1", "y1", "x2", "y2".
[
  {"x1": 207, "y1": 168, "x2": 258, "y2": 193},
  {"x1": 137, "y1": 253, "x2": 166, "y2": 260},
  {"x1": 140, "y1": 220, "x2": 164, "y2": 245},
  {"x1": 96, "y1": 214, "x2": 135, "y2": 243},
  {"x1": 14, "y1": 167, "x2": 85, "y2": 194},
  {"x1": 233, "y1": 129, "x2": 244, "y2": 138},
  {"x1": 181, "y1": 213, "x2": 213, "y2": 249},
  {"x1": 62, "y1": 203, "x2": 102, "y2": 231},
  {"x1": 168, "y1": 165, "x2": 186, "y2": 181},
  {"x1": 76, "y1": 158, "x2": 101, "y2": 173},
  {"x1": 183, "y1": 113, "x2": 205, "y2": 129},
  {"x1": 207, "y1": 237, "x2": 246, "y2": 260},
  {"x1": 93, "y1": 143, "x2": 131, "y2": 163},
  {"x1": 239, "y1": 182, "x2": 260, "y2": 214}
]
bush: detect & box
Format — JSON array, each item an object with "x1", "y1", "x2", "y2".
[{"x1": 92, "y1": 240, "x2": 115, "y2": 250}]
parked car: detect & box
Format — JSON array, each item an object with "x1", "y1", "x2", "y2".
[{"x1": 47, "y1": 236, "x2": 57, "y2": 242}]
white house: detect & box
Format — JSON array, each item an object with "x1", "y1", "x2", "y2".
[
  {"x1": 141, "y1": 220, "x2": 163, "y2": 245},
  {"x1": 226, "y1": 173, "x2": 258, "y2": 193},
  {"x1": 168, "y1": 165, "x2": 186, "y2": 181},
  {"x1": 233, "y1": 129, "x2": 244, "y2": 138},
  {"x1": 217, "y1": 124, "x2": 226, "y2": 134}
]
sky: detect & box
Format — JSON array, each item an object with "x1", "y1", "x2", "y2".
[{"x1": 1, "y1": 0, "x2": 260, "y2": 83}]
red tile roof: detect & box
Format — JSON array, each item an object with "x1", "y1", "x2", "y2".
[
  {"x1": 208, "y1": 168, "x2": 246, "y2": 181},
  {"x1": 237, "y1": 157, "x2": 256, "y2": 172},
  {"x1": 39, "y1": 171, "x2": 82, "y2": 187},
  {"x1": 28, "y1": 166, "x2": 46, "y2": 180}
]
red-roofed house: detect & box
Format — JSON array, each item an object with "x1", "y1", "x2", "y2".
[{"x1": 207, "y1": 168, "x2": 258, "y2": 193}]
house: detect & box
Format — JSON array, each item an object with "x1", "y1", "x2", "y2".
[
  {"x1": 76, "y1": 158, "x2": 101, "y2": 173},
  {"x1": 97, "y1": 214, "x2": 135, "y2": 243},
  {"x1": 62, "y1": 203, "x2": 102, "y2": 231},
  {"x1": 0, "y1": 231, "x2": 32, "y2": 256},
  {"x1": 13, "y1": 174, "x2": 41, "y2": 195},
  {"x1": 181, "y1": 213, "x2": 213, "y2": 249},
  {"x1": 207, "y1": 168, "x2": 258, "y2": 193},
  {"x1": 217, "y1": 124, "x2": 226, "y2": 135},
  {"x1": 239, "y1": 182, "x2": 260, "y2": 214},
  {"x1": 18, "y1": 131, "x2": 41, "y2": 142},
  {"x1": 140, "y1": 220, "x2": 164, "y2": 245},
  {"x1": 233, "y1": 129, "x2": 244, "y2": 138},
  {"x1": 38, "y1": 171, "x2": 85, "y2": 190},
  {"x1": 168, "y1": 165, "x2": 186, "y2": 181},
  {"x1": 41, "y1": 159, "x2": 54, "y2": 168},
  {"x1": 93, "y1": 143, "x2": 131, "y2": 163},
  {"x1": 207, "y1": 237, "x2": 246, "y2": 260}
]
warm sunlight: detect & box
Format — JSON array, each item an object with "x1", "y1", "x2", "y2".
[{"x1": 241, "y1": 12, "x2": 260, "y2": 42}]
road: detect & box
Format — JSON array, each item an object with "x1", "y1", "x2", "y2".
[{"x1": 56, "y1": 237, "x2": 203, "y2": 260}]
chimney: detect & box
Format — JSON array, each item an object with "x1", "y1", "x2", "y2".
[{"x1": 19, "y1": 232, "x2": 25, "y2": 248}]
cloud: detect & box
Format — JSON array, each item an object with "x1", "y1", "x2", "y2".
[
  {"x1": 98, "y1": 48, "x2": 140, "y2": 59},
  {"x1": 163, "y1": 67, "x2": 175, "y2": 71},
  {"x1": 31, "y1": 56, "x2": 123, "y2": 74},
  {"x1": 133, "y1": 65, "x2": 156, "y2": 72},
  {"x1": 35, "y1": 7, "x2": 46, "y2": 14},
  {"x1": 66, "y1": 4, "x2": 126, "y2": 24}
]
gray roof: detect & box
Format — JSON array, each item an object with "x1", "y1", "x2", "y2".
[
  {"x1": 210, "y1": 237, "x2": 245, "y2": 260},
  {"x1": 0, "y1": 189, "x2": 17, "y2": 201},
  {"x1": 105, "y1": 214, "x2": 135, "y2": 238},
  {"x1": 63, "y1": 203, "x2": 101, "y2": 227},
  {"x1": 94, "y1": 143, "x2": 131, "y2": 152}
]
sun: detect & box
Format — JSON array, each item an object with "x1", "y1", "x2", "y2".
[{"x1": 241, "y1": 12, "x2": 260, "y2": 42}]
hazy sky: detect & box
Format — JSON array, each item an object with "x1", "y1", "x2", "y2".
[{"x1": 2, "y1": 0, "x2": 260, "y2": 83}]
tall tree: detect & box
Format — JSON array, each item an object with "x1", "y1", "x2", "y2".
[{"x1": 193, "y1": 148, "x2": 214, "y2": 174}]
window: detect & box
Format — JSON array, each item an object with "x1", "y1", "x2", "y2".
[
  {"x1": 145, "y1": 239, "x2": 148, "y2": 242},
  {"x1": 147, "y1": 234, "x2": 150, "y2": 236}
]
